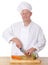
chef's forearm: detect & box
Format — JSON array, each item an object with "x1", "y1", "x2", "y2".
[
  {"x1": 10, "y1": 37, "x2": 20, "y2": 43},
  {"x1": 10, "y1": 37, "x2": 22, "y2": 48}
]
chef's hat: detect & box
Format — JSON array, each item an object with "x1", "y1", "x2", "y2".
[{"x1": 17, "y1": 1, "x2": 32, "y2": 13}]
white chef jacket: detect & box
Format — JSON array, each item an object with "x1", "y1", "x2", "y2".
[{"x1": 3, "y1": 21, "x2": 46, "y2": 56}]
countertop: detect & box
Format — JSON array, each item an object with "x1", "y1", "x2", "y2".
[{"x1": 0, "y1": 57, "x2": 48, "y2": 65}]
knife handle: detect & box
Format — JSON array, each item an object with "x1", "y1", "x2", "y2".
[{"x1": 20, "y1": 48, "x2": 25, "y2": 52}]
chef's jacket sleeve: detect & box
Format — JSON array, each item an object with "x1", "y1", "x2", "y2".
[
  {"x1": 3, "y1": 25, "x2": 15, "y2": 43},
  {"x1": 30, "y1": 28, "x2": 46, "y2": 52}
]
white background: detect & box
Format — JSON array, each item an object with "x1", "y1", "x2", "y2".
[{"x1": 0, "y1": 0, "x2": 48, "y2": 57}]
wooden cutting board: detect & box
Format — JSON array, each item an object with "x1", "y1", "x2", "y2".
[{"x1": 10, "y1": 56, "x2": 41, "y2": 64}]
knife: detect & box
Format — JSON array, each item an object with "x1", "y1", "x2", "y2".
[{"x1": 20, "y1": 48, "x2": 29, "y2": 56}]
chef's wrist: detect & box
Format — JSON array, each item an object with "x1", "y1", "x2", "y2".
[{"x1": 31, "y1": 47, "x2": 37, "y2": 51}]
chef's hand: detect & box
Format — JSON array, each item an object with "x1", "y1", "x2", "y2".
[
  {"x1": 26, "y1": 48, "x2": 37, "y2": 55},
  {"x1": 10, "y1": 38, "x2": 22, "y2": 49}
]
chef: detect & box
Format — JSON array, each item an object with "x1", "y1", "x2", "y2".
[{"x1": 3, "y1": 1, "x2": 46, "y2": 56}]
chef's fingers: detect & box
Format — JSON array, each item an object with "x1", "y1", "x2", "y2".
[
  {"x1": 25, "y1": 50, "x2": 31, "y2": 55},
  {"x1": 28, "y1": 52, "x2": 32, "y2": 55}
]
